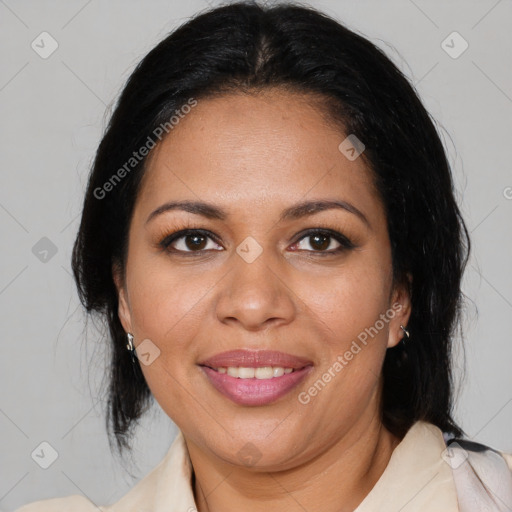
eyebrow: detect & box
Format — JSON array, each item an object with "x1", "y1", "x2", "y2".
[{"x1": 145, "y1": 199, "x2": 370, "y2": 228}]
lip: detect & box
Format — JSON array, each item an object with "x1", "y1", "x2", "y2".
[
  {"x1": 200, "y1": 365, "x2": 313, "y2": 406},
  {"x1": 198, "y1": 349, "x2": 313, "y2": 369},
  {"x1": 198, "y1": 349, "x2": 314, "y2": 406}
]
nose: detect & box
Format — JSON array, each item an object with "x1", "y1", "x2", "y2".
[{"x1": 214, "y1": 248, "x2": 297, "y2": 332}]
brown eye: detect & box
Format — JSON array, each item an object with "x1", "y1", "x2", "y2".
[
  {"x1": 308, "y1": 233, "x2": 332, "y2": 251},
  {"x1": 291, "y1": 229, "x2": 355, "y2": 255},
  {"x1": 159, "y1": 229, "x2": 223, "y2": 254},
  {"x1": 183, "y1": 234, "x2": 208, "y2": 251}
]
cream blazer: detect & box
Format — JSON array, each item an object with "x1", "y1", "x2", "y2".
[{"x1": 14, "y1": 420, "x2": 512, "y2": 512}]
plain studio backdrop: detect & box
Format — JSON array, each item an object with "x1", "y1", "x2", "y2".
[{"x1": 0, "y1": 0, "x2": 511, "y2": 509}]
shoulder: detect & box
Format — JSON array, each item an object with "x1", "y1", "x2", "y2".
[
  {"x1": 12, "y1": 495, "x2": 108, "y2": 512},
  {"x1": 442, "y1": 437, "x2": 512, "y2": 510},
  {"x1": 501, "y1": 451, "x2": 512, "y2": 472},
  {"x1": 448, "y1": 437, "x2": 512, "y2": 469},
  {"x1": 12, "y1": 432, "x2": 187, "y2": 512}
]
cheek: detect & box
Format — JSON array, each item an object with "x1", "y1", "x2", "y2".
[
  {"x1": 302, "y1": 257, "x2": 392, "y2": 349},
  {"x1": 128, "y1": 260, "x2": 206, "y2": 412},
  {"x1": 298, "y1": 271, "x2": 391, "y2": 425},
  {"x1": 127, "y1": 252, "x2": 211, "y2": 340}
]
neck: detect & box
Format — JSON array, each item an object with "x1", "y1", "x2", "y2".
[{"x1": 186, "y1": 413, "x2": 402, "y2": 512}]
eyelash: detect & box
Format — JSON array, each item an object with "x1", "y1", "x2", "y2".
[{"x1": 156, "y1": 223, "x2": 356, "y2": 257}]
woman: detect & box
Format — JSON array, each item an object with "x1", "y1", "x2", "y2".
[{"x1": 15, "y1": 2, "x2": 512, "y2": 511}]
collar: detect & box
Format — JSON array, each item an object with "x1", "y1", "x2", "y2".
[
  {"x1": 105, "y1": 420, "x2": 459, "y2": 512},
  {"x1": 354, "y1": 420, "x2": 459, "y2": 511}
]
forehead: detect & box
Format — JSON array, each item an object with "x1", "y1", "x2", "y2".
[{"x1": 136, "y1": 90, "x2": 382, "y2": 222}]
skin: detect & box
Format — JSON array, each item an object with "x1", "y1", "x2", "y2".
[{"x1": 113, "y1": 88, "x2": 412, "y2": 512}]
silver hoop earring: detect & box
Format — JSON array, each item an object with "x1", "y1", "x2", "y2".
[{"x1": 126, "y1": 332, "x2": 137, "y2": 363}]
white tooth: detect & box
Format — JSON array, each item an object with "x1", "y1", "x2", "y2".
[
  {"x1": 273, "y1": 367, "x2": 285, "y2": 377},
  {"x1": 238, "y1": 367, "x2": 255, "y2": 378},
  {"x1": 255, "y1": 367, "x2": 274, "y2": 379},
  {"x1": 223, "y1": 366, "x2": 295, "y2": 378},
  {"x1": 227, "y1": 367, "x2": 239, "y2": 378}
]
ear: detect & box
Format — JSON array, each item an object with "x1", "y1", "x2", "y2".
[
  {"x1": 387, "y1": 272, "x2": 412, "y2": 349},
  {"x1": 112, "y1": 261, "x2": 132, "y2": 334}
]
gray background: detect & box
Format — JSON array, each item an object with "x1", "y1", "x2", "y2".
[{"x1": 1, "y1": 0, "x2": 511, "y2": 509}]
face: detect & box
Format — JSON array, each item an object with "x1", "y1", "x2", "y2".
[{"x1": 114, "y1": 89, "x2": 411, "y2": 470}]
